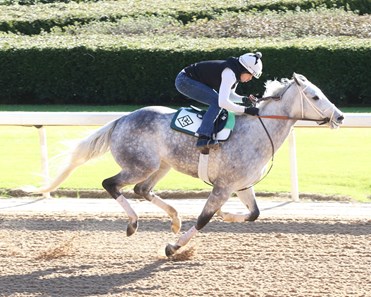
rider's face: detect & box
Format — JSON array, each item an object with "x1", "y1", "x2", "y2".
[{"x1": 240, "y1": 72, "x2": 253, "y2": 83}]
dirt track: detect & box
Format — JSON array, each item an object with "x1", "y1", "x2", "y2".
[{"x1": 0, "y1": 212, "x2": 370, "y2": 297}]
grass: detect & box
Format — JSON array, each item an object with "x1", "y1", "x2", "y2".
[
  {"x1": 0, "y1": 124, "x2": 370, "y2": 202},
  {"x1": 1, "y1": 1, "x2": 368, "y2": 37},
  {"x1": 59, "y1": 8, "x2": 370, "y2": 39}
]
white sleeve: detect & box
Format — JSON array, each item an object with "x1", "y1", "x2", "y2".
[
  {"x1": 218, "y1": 68, "x2": 245, "y2": 113},
  {"x1": 230, "y1": 86, "x2": 244, "y2": 102}
]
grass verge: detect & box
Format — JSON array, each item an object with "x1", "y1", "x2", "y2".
[{"x1": 0, "y1": 125, "x2": 370, "y2": 202}]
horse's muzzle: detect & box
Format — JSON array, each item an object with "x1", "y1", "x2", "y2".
[
  {"x1": 330, "y1": 113, "x2": 344, "y2": 129},
  {"x1": 337, "y1": 115, "x2": 345, "y2": 123}
]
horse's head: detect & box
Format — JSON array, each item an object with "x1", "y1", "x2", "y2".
[{"x1": 292, "y1": 73, "x2": 344, "y2": 128}]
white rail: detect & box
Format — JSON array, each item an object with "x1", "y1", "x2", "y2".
[
  {"x1": 1, "y1": 111, "x2": 370, "y2": 127},
  {"x1": 1, "y1": 112, "x2": 370, "y2": 199}
]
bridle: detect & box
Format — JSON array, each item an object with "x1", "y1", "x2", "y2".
[
  {"x1": 238, "y1": 80, "x2": 336, "y2": 192},
  {"x1": 256, "y1": 82, "x2": 336, "y2": 125}
]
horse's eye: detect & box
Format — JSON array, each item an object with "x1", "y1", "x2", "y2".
[{"x1": 313, "y1": 95, "x2": 320, "y2": 100}]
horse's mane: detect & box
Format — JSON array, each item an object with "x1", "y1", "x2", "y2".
[{"x1": 263, "y1": 78, "x2": 292, "y2": 98}]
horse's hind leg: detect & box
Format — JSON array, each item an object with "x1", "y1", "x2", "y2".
[
  {"x1": 102, "y1": 169, "x2": 154, "y2": 236},
  {"x1": 134, "y1": 162, "x2": 181, "y2": 234},
  {"x1": 166, "y1": 186, "x2": 231, "y2": 256},
  {"x1": 217, "y1": 187, "x2": 260, "y2": 222}
]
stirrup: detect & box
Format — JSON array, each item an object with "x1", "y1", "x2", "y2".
[{"x1": 196, "y1": 136, "x2": 219, "y2": 150}]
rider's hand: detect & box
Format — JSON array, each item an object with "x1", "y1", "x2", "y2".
[
  {"x1": 242, "y1": 96, "x2": 250, "y2": 106},
  {"x1": 244, "y1": 107, "x2": 259, "y2": 116},
  {"x1": 242, "y1": 95, "x2": 258, "y2": 107}
]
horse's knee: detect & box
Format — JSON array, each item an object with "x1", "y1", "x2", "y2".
[
  {"x1": 246, "y1": 209, "x2": 260, "y2": 222},
  {"x1": 133, "y1": 184, "x2": 152, "y2": 201},
  {"x1": 133, "y1": 184, "x2": 144, "y2": 196}
]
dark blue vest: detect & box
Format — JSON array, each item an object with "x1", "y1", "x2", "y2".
[{"x1": 184, "y1": 57, "x2": 246, "y2": 91}]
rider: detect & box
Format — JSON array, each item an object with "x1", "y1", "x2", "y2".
[{"x1": 175, "y1": 52, "x2": 262, "y2": 150}]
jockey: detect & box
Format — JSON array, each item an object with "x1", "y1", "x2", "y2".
[{"x1": 175, "y1": 52, "x2": 263, "y2": 150}]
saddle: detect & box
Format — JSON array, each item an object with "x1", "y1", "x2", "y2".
[{"x1": 170, "y1": 106, "x2": 235, "y2": 141}]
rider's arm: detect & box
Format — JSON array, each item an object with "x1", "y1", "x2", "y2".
[
  {"x1": 230, "y1": 85, "x2": 244, "y2": 102},
  {"x1": 218, "y1": 68, "x2": 245, "y2": 113}
]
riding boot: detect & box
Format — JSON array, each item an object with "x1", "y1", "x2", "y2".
[{"x1": 196, "y1": 135, "x2": 219, "y2": 150}]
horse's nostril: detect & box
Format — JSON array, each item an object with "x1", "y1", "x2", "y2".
[{"x1": 337, "y1": 115, "x2": 344, "y2": 122}]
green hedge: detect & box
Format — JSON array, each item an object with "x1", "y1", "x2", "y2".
[
  {"x1": 0, "y1": 35, "x2": 370, "y2": 106},
  {"x1": 2, "y1": 0, "x2": 370, "y2": 14},
  {"x1": 0, "y1": 0, "x2": 369, "y2": 35}
]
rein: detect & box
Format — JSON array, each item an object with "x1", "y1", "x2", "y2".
[
  {"x1": 237, "y1": 117, "x2": 275, "y2": 192},
  {"x1": 258, "y1": 115, "x2": 330, "y2": 125}
]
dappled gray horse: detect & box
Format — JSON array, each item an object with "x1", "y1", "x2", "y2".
[{"x1": 30, "y1": 73, "x2": 344, "y2": 256}]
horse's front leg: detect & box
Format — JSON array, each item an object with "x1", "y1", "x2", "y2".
[
  {"x1": 135, "y1": 189, "x2": 182, "y2": 234},
  {"x1": 217, "y1": 187, "x2": 260, "y2": 222},
  {"x1": 166, "y1": 186, "x2": 231, "y2": 256}
]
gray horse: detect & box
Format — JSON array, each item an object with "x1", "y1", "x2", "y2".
[{"x1": 30, "y1": 73, "x2": 344, "y2": 256}]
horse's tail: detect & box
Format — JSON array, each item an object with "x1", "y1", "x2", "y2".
[{"x1": 29, "y1": 118, "x2": 119, "y2": 194}]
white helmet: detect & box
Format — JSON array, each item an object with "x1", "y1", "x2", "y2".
[{"x1": 238, "y1": 52, "x2": 263, "y2": 79}]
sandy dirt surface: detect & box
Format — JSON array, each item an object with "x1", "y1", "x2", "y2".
[{"x1": 0, "y1": 212, "x2": 370, "y2": 297}]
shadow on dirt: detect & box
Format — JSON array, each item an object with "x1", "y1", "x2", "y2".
[{"x1": 0, "y1": 260, "x2": 202, "y2": 296}]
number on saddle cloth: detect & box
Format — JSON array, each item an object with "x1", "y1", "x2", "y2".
[{"x1": 170, "y1": 106, "x2": 235, "y2": 141}]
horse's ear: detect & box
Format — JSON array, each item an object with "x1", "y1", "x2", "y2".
[
  {"x1": 293, "y1": 73, "x2": 308, "y2": 86},
  {"x1": 293, "y1": 72, "x2": 300, "y2": 85}
]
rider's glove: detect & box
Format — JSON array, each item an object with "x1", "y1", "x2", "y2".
[
  {"x1": 244, "y1": 107, "x2": 259, "y2": 116},
  {"x1": 242, "y1": 96, "x2": 250, "y2": 106},
  {"x1": 242, "y1": 95, "x2": 257, "y2": 106}
]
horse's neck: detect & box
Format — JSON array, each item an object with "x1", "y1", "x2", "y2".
[{"x1": 258, "y1": 98, "x2": 297, "y2": 147}]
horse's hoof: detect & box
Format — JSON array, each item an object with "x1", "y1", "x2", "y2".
[
  {"x1": 171, "y1": 216, "x2": 182, "y2": 234},
  {"x1": 126, "y1": 221, "x2": 138, "y2": 236},
  {"x1": 165, "y1": 243, "x2": 181, "y2": 257},
  {"x1": 246, "y1": 209, "x2": 260, "y2": 222}
]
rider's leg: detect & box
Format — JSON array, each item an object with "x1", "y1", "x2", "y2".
[{"x1": 175, "y1": 71, "x2": 220, "y2": 147}]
